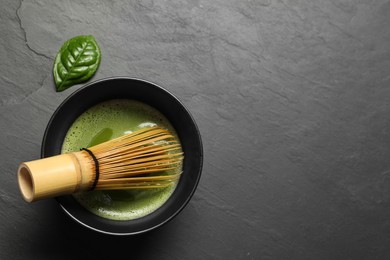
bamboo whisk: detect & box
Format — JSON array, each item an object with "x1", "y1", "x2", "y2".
[{"x1": 17, "y1": 127, "x2": 183, "y2": 202}]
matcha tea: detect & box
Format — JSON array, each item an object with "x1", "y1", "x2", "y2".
[{"x1": 61, "y1": 99, "x2": 182, "y2": 220}]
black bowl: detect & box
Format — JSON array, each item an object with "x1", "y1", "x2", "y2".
[{"x1": 42, "y1": 77, "x2": 203, "y2": 235}]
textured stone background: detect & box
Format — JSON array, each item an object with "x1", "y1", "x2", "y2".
[{"x1": 2, "y1": 0, "x2": 390, "y2": 259}]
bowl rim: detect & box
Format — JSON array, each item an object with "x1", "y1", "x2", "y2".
[{"x1": 41, "y1": 76, "x2": 203, "y2": 235}]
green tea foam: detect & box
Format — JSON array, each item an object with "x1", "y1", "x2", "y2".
[{"x1": 61, "y1": 99, "x2": 182, "y2": 220}]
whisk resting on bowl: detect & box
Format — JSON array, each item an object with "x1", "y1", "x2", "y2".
[{"x1": 17, "y1": 126, "x2": 183, "y2": 202}]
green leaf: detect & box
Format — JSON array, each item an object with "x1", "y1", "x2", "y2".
[{"x1": 53, "y1": 35, "x2": 101, "y2": 92}]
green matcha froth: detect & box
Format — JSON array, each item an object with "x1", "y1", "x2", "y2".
[{"x1": 61, "y1": 99, "x2": 182, "y2": 220}]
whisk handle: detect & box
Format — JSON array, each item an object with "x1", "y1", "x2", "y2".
[{"x1": 17, "y1": 153, "x2": 84, "y2": 202}]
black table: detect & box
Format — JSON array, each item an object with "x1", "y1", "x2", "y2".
[{"x1": 2, "y1": 1, "x2": 390, "y2": 259}]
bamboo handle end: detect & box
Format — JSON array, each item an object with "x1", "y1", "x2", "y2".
[
  {"x1": 17, "y1": 154, "x2": 87, "y2": 203},
  {"x1": 18, "y1": 164, "x2": 34, "y2": 202}
]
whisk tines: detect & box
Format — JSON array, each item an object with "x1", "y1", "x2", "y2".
[{"x1": 87, "y1": 126, "x2": 183, "y2": 190}]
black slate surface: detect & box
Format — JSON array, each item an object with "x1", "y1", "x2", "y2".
[{"x1": 2, "y1": 0, "x2": 390, "y2": 259}]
